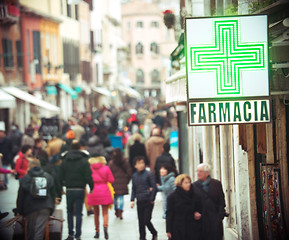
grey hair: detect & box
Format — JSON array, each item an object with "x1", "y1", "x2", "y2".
[{"x1": 197, "y1": 163, "x2": 211, "y2": 173}]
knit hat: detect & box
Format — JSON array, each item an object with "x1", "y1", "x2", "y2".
[{"x1": 66, "y1": 129, "x2": 75, "y2": 139}]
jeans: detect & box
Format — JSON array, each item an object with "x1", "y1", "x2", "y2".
[
  {"x1": 114, "y1": 195, "x2": 124, "y2": 210},
  {"x1": 26, "y1": 209, "x2": 50, "y2": 240},
  {"x1": 137, "y1": 200, "x2": 157, "y2": 239},
  {"x1": 66, "y1": 189, "x2": 85, "y2": 238},
  {"x1": 3, "y1": 165, "x2": 8, "y2": 185}
]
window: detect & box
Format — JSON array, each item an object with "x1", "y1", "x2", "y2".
[
  {"x1": 136, "y1": 21, "x2": 143, "y2": 28},
  {"x1": 32, "y1": 31, "x2": 41, "y2": 74},
  {"x1": 136, "y1": 42, "x2": 143, "y2": 54},
  {"x1": 151, "y1": 69, "x2": 160, "y2": 83},
  {"x1": 2, "y1": 38, "x2": 13, "y2": 68},
  {"x1": 126, "y1": 21, "x2": 130, "y2": 31},
  {"x1": 66, "y1": 0, "x2": 71, "y2": 17},
  {"x1": 16, "y1": 40, "x2": 23, "y2": 68},
  {"x1": 136, "y1": 69, "x2": 144, "y2": 83},
  {"x1": 151, "y1": 21, "x2": 159, "y2": 28},
  {"x1": 150, "y1": 42, "x2": 159, "y2": 54},
  {"x1": 75, "y1": 5, "x2": 79, "y2": 20}
]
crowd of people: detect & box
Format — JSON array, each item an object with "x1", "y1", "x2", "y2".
[{"x1": 0, "y1": 106, "x2": 226, "y2": 240}]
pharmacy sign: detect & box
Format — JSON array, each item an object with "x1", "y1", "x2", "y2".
[{"x1": 185, "y1": 15, "x2": 270, "y2": 126}]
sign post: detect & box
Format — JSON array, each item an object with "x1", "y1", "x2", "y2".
[{"x1": 185, "y1": 15, "x2": 270, "y2": 126}]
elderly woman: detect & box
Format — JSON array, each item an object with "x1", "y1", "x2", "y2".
[{"x1": 166, "y1": 174, "x2": 202, "y2": 240}]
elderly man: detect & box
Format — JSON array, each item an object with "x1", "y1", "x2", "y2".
[{"x1": 192, "y1": 163, "x2": 226, "y2": 240}]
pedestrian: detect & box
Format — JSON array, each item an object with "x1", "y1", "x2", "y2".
[
  {"x1": 15, "y1": 145, "x2": 33, "y2": 180},
  {"x1": 98, "y1": 129, "x2": 111, "y2": 148},
  {"x1": 192, "y1": 163, "x2": 226, "y2": 240},
  {"x1": 86, "y1": 135, "x2": 107, "y2": 158},
  {"x1": 108, "y1": 148, "x2": 132, "y2": 219},
  {"x1": 130, "y1": 156, "x2": 158, "y2": 240},
  {"x1": 166, "y1": 174, "x2": 202, "y2": 240},
  {"x1": 33, "y1": 138, "x2": 49, "y2": 167},
  {"x1": 129, "y1": 133, "x2": 148, "y2": 172},
  {"x1": 21, "y1": 125, "x2": 35, "y2": 147},
  {"x1": 16, "y1": 158, "x2": 55, "y2": 240},
  {"x1": 59, "y1": 140, "x2": 94, "y2": 240},
  {"x1": 157, "y1": 163, "x2": 176, "y2": 219},
  {"x1": 145, "y1": 128, "x2": 165, "y2": 173},
  {"x1": 8, "y1": 124, "x2": 23, "y2": 160},
  {"x1": 154, "y1": 142, "x2": 176, "y2": 184},
  {"x1": 70, "y1": 118, "x2": 85, "y2": 141},
  {"x1": 0, "y1": 124, "x2": 13, "y2": 188},
  {"x1": 60, "y1": 129, "x2": 75, "y2": 154},
  {"x1": 87, "y1": 154, "x2": 114, "y2": 239}
]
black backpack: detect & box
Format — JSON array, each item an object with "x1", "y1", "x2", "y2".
[{"x1": 30, "y1": 175, "x2": 48, "y2": 199}]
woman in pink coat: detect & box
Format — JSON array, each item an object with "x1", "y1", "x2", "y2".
[{"x1": 87, "y1": 155, "x2": 114, "y2": 239}]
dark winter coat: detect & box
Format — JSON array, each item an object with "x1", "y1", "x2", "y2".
[
  {"x1": 59, "y1": 150, "x2": 93, "y2": 191},
  {"x1": 16, "y1": 167, "x2": 55, "y2": 216},
  {"x1": 131, "y1": 169, "x2": 157, "y2": 202},
  {"x1": 192, "y1": 177, "x2": 226, "y2": 240},
  {"x1": 166, "y1": 187, "x2": 202, "y2": 240},
  {"x1": 155, "y1": 152, "x2": 176, "y2": 184},
  {"x1": 129, "y1": 140, "x2": 148, "y2": 171},
  {"x1": 109, "y1": 159, "x2": 132, "y2": 195},
  {"x1": 8, "y1": 129, "x2": 22, "y2": 157},
  {"x1": 0, "y1": 136, "x2": 13, "y2": 165}
]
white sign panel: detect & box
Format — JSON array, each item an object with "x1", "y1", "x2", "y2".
[
  {"x1": 188, "y1": 99, "x2": 270, "y2": 126},
  {"x1": 185, "y1": 15, "x2": 269, "y2": 100}
]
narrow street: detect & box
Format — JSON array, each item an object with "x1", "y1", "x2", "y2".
[{"x1": 0, "y1": 174, "x2": 167, "y2": 240}]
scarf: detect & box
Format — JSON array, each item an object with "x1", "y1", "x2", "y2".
[{"x1": 201, "y1": 175, "x2": 211, "y2": 192}]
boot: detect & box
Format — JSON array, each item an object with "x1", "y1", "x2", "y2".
[
  {"x1": 94, "y1": 232, "x2": 99, "y2": 239},
  {"x1": 104, "y1": 227, "x2": 109, "y2": 239},
  {"x1": 119, "y1": 210, "x2": 123, "y2": 220},
  {"x1": 115, "y1": 209, "x2": 119, "y2": 218}
]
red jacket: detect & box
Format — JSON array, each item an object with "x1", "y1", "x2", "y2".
[{"x1": 15, "y1": 152, "x2": 29, "y2": 179}]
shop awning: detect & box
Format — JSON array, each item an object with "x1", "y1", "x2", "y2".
[
  {"x1": 2, "y1": 87, "x2": 60, "y2": 112},
  {"x1": 58, "y1": 83, "x2": 78, "y2": 99},
  {"x1": 91, "y1": 86, "x2": 112, "y2": 97},
  {"x1": 0, "y1": 89, "x2": 16, "y2": 109},
  {"x1": 118, "y1": 85, "x2": 141, "y2": 99}
]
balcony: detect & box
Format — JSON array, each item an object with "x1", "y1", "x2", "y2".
[{"x1": 0, "y1": 4, "x2": 20, "y2": 24}]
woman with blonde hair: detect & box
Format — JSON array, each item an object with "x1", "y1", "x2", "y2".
[
  {"x1": 87, "y1": 155, "x2": 114, "y2": 239},
  {"x1": 166, "y1": 174, "x2": 202, "y2": 240}
]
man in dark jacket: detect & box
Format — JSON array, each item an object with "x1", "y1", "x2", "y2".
[
  {"x1": 131, "y1": 156, "x2": 158, "y2": 240},
  {"x1": 16, "y1": 159, "x2": 55, "y2": 240},
  {"x1": 59, "y1": 140, "x2": 93, "y2": 240},
  {"x1": 192, "y1": 163, "x2": 226, "y2": 240},
  {"x1": 154, "y1": 142, "x2": 176, "y2": 184}
]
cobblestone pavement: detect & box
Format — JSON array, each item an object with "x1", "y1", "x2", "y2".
[{"x1": 0, "y1": 174, "x2": 168, "y2": 240}]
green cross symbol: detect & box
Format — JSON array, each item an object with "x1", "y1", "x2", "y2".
[{"x1": 190, "y1": 19, "x2": 266, "y2": 96}]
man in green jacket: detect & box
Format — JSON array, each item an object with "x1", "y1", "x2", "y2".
[{"x1": 59, "y1": 140, "x2": 93, "y2": 240}]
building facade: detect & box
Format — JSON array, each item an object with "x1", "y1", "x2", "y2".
[
  {"x1": 166, "y1": 0, "x2": 289, "y2": 239},
  {"x1": 121, "y1": 0, "x2": 176, "y2": 101}
]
